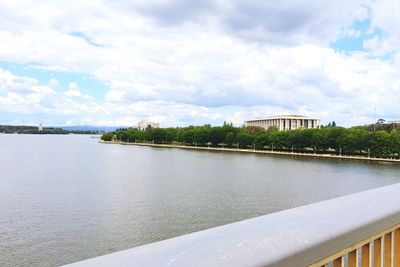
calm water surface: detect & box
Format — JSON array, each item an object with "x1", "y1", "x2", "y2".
[{"x1": 1, "y1": 134, "x2": 399, "y2": 266}]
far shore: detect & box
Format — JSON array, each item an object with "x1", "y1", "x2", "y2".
[{"x1": 99, "y1": 140, "x2": 400, "y2": 164}]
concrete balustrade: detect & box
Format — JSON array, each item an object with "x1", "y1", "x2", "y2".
[
  {"x1": 63, "y1": 183, "x2": 400, "y2": 267},
  {"x1": 310, "y1": 224, "x2": 400, "y2": 266}
]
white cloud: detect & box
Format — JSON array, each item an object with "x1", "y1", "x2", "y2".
[
  {"x1": 0, "y1": 68, "x2": 219, "y2": 126},
  {"x1": 47, "y1": 78, "x2": 59, "y2": 88},
  {"x1": 0, "y1": 68, "x2": 37, "y2": 93},
  {"x1": 369, "y1": 0, "x2": 400, "y2": 53},
  {"x1": 64, "y1": 82, "x2": 82, "y2": 97},
  {"x1": 0, "y1": 1, "x2": 399, "y2": 126}
]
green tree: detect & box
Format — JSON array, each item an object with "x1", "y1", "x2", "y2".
[
  {"x1": 119, "y1": 131, "x2": 129, "y2": 142},
  {"x1": 267, "y1": 126, "x2": 279, "y2": 132},
  {"x1": 343, "y1": 127, "x2": 369, "y2": 154},
  {"x1": 101, "y1": 132, "x2": 114, "y2": 141},
  {"x1": 387, "y1": 129, "x2": 400, "y2": 155},
  {"x1": 326, "y1": 127, "x2": 346, "y2": 151},
  {"x1": 254, "y1": 133, "x2": 269, "y2": 149},
  {"x1": 151, "y1": 128, "x2": 166, "y2": 143},
  {"x1": 104, "y1": 122, "x2": 400, "y2": 158},
  {"x1": 193, "y1": 126, "x2": 210, "y2": 145},
  {"x1": 236, "y1": 132, "x2": 254, "y2": 148},
  {"x1": 268, "y1": 131, "x2": 289, "y2": 149},
  {"x1": 310, "y1": 128, "x2": 329, "y2": 150},
  {"x1": 165, "y1": 128, "x2": 177, "y2": 143},
  {"x1": 369, "y1": 130, "x2": 390, "y2": 156},
  {"x1": 181, "y1": 129, "x2": 195, "y2": 144},
  {"x1": 244, "y1": 126, "x2": 265, "y2": 135},
  {"x1": 209, "y1": 127, "x2": 225, "y2": 146},
  {"x1": 225, "y1": 132, "x2": 235, "y2": 147}
]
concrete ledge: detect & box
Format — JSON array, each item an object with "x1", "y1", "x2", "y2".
[{"x1": 63, "y1": 183, "x2": 400, "y2": 267}]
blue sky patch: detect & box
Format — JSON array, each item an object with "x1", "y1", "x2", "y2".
[
  {"x1": 70, "y1": 32, "x2": 105, "y2": 48},
  {"x1": 0, "y1": 61, "x2": 109, "y2": 100},
  {"x1": 331, "y1": 18, "x2": 387, "y2": 55}
]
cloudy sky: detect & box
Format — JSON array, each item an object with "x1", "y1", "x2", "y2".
[{"x1": 0, "y1": 0, "x2": 399, "y2": 127}]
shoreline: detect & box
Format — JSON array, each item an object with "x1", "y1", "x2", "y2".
[{"x1": 100, "y1": 140, "x2": 400, "y2": 164}]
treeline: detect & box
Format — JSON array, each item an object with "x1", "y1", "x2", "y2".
[
  {"x1": 0, "y1": 125, "x2": 98, "y2": 135},
  {"x1": 101, "y1": 123, "x2": 400, "y2": 158},
  {"x1": 364, "y1": 121, "x2": 400, "y2": 133}
]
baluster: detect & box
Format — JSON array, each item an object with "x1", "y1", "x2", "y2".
[
  {"x1": 374, "y1": 237, "x2": 382, "y2": 267},
  {"x1": 333, "y1": 257, "x2": 342, "y2": 267},
  {"x1": 384, "y1": 232, "x2": 392, "y2": 267},
  {"x1": 348, "y1": 250, "x2": 357, "y2": 267},
  {"x1": 394, "y1": 228, "x2": 400, "y2": 267},
  {"x1": 362, "y1": 243, "x2": 370, "y2": 267}
]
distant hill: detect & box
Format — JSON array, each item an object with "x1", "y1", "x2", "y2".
[
  {"x1": 60, "y1": 125, "x2": 134, "y2": 132},
  {"x1": 0, "y1": 124, "x2": 134, "y2": 134},
  {"x1": 0, "y1": 124, "x2": 126, "y2": 134},
  {"x1": 0, "y1": 125, "x2": 69, "y2": 134}
]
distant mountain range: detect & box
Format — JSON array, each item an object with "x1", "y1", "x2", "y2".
[
  {"x1": 0, "y1": 124, "x2": 133, "y2": 134},
  {"x1": 60, "y1": 125, "x2": 134, "y2": 132}
]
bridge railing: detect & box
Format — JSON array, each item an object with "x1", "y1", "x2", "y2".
[
  {"x1": 64, "y1": 183, "x2": 400, "y2": 267},
  {"x1": 309, "y1": 223, "x2": 400, "y2": 267}
]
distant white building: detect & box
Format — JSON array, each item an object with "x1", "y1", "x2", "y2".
[
  {"x1": 138, "y1": 120, "x2": 160, "y2": 131},
  {"x1": 38, "y1": 122, "x2": 43, "y2": 132},
  {"x1": 244, "y1": 115, "x2": 320, "y2": 131}
]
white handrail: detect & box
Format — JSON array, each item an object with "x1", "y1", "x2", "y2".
[{"x1": 63, "y1": 183, "x2": 400, "y2": 267}]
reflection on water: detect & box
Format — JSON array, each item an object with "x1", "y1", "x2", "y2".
[{"x1": 0, "y1": 134, "x2": 399, "y2": 266}]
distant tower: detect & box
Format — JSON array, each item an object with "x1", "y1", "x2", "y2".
[{"x1": 38, "y1": 122, "x2": 43, "y2": 132}]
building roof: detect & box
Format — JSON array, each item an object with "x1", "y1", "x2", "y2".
[{"x1": 245, "y1": 115, "x2": 319, "y2": 122}]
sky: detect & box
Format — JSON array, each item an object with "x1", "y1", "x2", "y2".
[{"x1": 0, "y1": 0, "x2": 400, "y2": 127}]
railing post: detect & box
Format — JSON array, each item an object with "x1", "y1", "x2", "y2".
[
  {"x1": 374, "y1": 237, "x2": 382, "y2": 267},
  {"x1": 348, "y1": 250, "x2": 357, "y2": 267},
  {"x1": 394, "y1": 228, "x2": 400, "y2": 266},
  {"x1": 384, "y1": 232, "x2": 392, "y2": 266},
  {"x1": 333, "y1": 257, "x2": 341, "y2": 267},
  {"x1": 361, "y1": 243, "x2": 370, "y2": 267}
]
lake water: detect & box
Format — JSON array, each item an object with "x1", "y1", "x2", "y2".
[{"x1": 1, "y1": 134, "x2": 399, "y2": 266}]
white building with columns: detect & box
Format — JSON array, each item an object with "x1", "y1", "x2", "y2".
[
  {"x1": 138, "y1": 120, "x2": 160, "y2": 131},
  {"x1": 244, "y1": 115, "x2": 320, "y2": 131}
]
